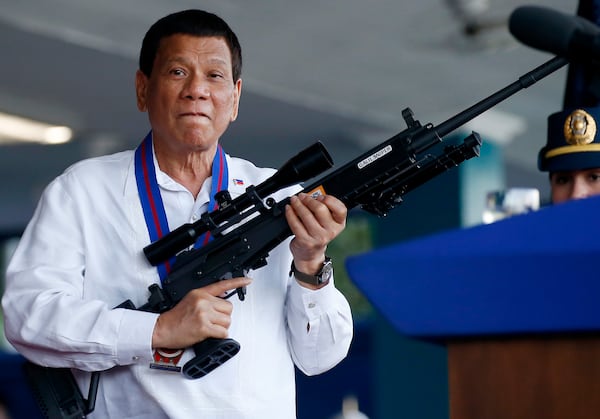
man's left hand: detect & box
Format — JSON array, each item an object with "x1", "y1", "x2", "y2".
[{"x1": 285, "y1": 192, "x2": 347, "y2": 279}]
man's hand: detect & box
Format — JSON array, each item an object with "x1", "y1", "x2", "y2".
[
  {"x1": 285, "y1": 192, "x2": 347, "y2": 282},
  {"x1": 152, "y1": 277, "x2": 252, "y2": 349}
]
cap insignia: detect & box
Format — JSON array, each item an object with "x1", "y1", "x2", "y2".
[{"x1": 563, "y1": 109, "x2": 596, "y2": 145}]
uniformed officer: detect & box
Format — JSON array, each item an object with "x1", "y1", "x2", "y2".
[{"x1": 538, "y1": 107, "x2": 600, "y2": 203}]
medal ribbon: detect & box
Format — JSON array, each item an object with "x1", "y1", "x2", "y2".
[{"x1": 135, "y1": 131, "x2": 228, "y2": 282}]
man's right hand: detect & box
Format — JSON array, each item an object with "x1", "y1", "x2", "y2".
[{"x1": 151, "y1": 277, "x2": 252, "y2": 349}]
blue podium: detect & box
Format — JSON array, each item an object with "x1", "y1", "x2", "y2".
[{"x1": 346, "y1": 194, "x2": 600, "y2": 419}]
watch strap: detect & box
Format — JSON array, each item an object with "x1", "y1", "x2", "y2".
[{"x1": 290, "y1": 257, "x2": 333, "y2": 286}]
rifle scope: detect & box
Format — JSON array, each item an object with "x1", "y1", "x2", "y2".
[{"x1": 143, "y1": 141, "x2": 333, "y2": 266}]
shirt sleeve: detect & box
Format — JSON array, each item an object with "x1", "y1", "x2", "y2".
[
  {"x1": 285, "y1": 270, "x2": 353, "y2": 376},
  {"x1": 2, "y1": 176, "x2": 157, "y2": 371}
]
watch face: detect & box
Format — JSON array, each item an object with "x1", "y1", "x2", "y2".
[
  {"x1": 320, "y1": 260, "x2": 333, "y2": 283},
  {"x1": 291, "y1": 258, "x2": 333, "y2": 286}
]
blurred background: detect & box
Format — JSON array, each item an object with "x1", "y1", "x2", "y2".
[{"x1": 0, "y1": 0, "x2": 578, "y2": 418}]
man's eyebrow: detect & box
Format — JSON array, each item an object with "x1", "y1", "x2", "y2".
[{"x1": 163, "y1": 56, "x2": 190, "y2": 66}]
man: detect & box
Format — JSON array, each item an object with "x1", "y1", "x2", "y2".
[
  {"x1": 2, "y1": 10, "x2": 353, "y2": 418},
  {"x1": 538, "y1": 107, "x2": 600, "y2": 203}
]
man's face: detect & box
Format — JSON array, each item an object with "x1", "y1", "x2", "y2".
[
  {"x1": 550, "y1": 168, "x2": 600, "y2": 204},
  {"x1": 135, "y1": 34, "x2": 242, "y2": 154}
]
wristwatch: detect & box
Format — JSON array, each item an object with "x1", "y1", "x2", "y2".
[{"x1": 290, "y1": 257, "x2": 333, "y2": 286}]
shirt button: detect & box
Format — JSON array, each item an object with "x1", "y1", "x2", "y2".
[
  {"x1": 308, "y1": 303, "x2": 316, "y2": 309},
  {"x1": 132, "y1": 356, "x2": 140, "y2": 361}
]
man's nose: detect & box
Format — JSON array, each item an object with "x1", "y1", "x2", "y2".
[
  {"x1": 570, "y1": 177, "x2": 590, "y2": 200},
  {"x1": 184, "y1": 74, "x2": 210, "y2": 100}
]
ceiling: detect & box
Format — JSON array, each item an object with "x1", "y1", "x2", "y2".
[{"x1": 0, "y1": 0, "x2": 579, "y2": 230}]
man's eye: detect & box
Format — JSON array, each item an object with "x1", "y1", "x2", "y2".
[
  {"x1": 553, "y1": 175, "x2": 570, "y2": 185},
  {"x1": 170, "y1": 69, "x2": 185, "y2": 76},
  {"x1": 589, "y1": 173, "x2": 600, "y2": 181}
]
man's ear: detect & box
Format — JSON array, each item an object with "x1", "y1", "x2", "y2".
[
  {"x1": 135, "y1": 70, "x2": 148, "y2": 112},
  {"x1": 230, "y1": 78, "x2": 243, "y2": 122}
]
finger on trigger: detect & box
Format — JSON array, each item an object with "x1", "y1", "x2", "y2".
[{"x1": 207, "y1": 277, "x2": 252, "y2": 296}]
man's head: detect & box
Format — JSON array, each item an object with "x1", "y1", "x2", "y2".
[
  {"x1": 135, "y1": 10, "x2": 243, "y2": 155},
  {"x1": 539, "y1": 107, "x2": 600, "y2": 203},
  {"x1": 538, "y1": 107, "x2": 600, "y2": 173},
  {"x1": 139, "y1": 9, "x2": 242, "y2": 82}
]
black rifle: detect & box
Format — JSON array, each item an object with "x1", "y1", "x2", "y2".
[
  {"x1": 23, "y1": 55, "x2": 567, "y2": 417},
  {"x1": 127, "y1": 55, "x2": 569, "y2": 379}
]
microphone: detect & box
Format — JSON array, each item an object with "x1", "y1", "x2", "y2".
[{"x1": 509, "y1": 5, "x2": 600, "y2": 62}]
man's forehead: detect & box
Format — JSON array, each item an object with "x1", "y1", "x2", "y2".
[
  {"x1": 158, "y1": 34, "x2": 229, "y2": 50},
  {"x1": 156, "y1": 35, "x2": 230, "y2": 61}
]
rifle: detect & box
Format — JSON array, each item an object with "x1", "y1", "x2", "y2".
[
  {"x1": 126, "y1": 55, "x2": 569, "y2": 379},
  {"x1": 24, "y1": 55, "x2": 567, "y2": 417}
]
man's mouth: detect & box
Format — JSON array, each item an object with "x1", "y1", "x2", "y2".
[{"x1": 180, "y1": 112, "x2": 210, "y2": 120}]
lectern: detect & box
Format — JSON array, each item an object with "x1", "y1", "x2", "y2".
[{"x1": 346, "y1": 194, "x2": 600, "y2": 419}]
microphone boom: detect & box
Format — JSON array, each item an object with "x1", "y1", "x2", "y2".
[{"x1": 509, "y1": 5, "x2": 600, "y2": 62}]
